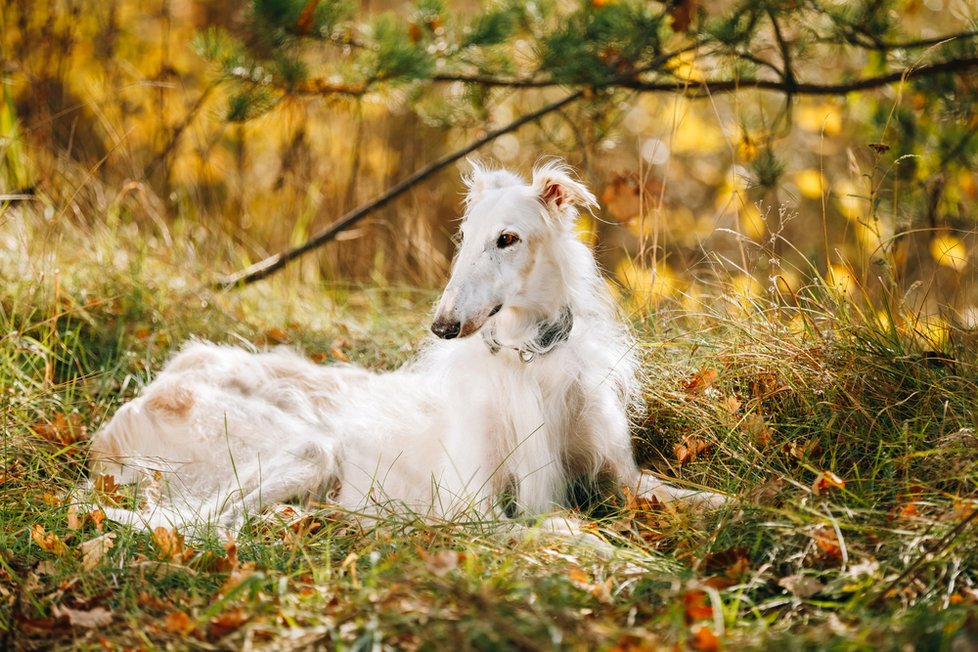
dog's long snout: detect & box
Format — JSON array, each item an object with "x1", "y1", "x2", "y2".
[{"x1": 431, "y1": 319, "x2": 461, "y2": 340}]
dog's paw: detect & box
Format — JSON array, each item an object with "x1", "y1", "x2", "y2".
[{"x1": 634, "y1": 472, "x2": 728, "y2": 509}]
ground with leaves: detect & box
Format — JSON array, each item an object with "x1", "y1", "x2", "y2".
[{"x1": 2, "y1": 216, "x2": 977, "y2": 651}]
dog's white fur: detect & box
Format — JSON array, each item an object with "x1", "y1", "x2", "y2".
[{"x1": 89, "y1": 161, "x2": 718, "y2": 531}]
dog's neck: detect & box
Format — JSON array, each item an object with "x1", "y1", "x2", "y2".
[{"x1": 481, "y1": 306, "x2": 574, "y2": 363}]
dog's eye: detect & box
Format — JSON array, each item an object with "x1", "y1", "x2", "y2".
[{"x1": 496, "y1": 232, "x2": 520, "y2": 249}]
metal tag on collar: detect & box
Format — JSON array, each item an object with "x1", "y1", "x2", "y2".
[{"x1": 518, "y1": 349, "x2": 535, "y2": 363}]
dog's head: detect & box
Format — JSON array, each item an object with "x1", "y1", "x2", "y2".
[{"x1": 431, "y1": 161, "x2": 597, "y2": 340}]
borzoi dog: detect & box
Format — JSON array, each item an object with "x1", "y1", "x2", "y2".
[{"x1": 89, "y1": 161, "x2": 720, "y2": 533}]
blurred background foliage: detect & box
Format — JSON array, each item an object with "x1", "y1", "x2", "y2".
[{"x1": 2, "y1": 0, "x2": 978, "y2": 345}]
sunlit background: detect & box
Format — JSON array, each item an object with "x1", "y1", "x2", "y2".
[{"x1": 3, "y1": 0, "x2": 977, "y2": 349}]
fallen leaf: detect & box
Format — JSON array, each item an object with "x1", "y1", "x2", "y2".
[
  {"x1": 208, "y1": 607, "x2": 249, "y2": 640},
  {"x1": 330, "y1": 338, "x2": 350, "y2": 362},
  {"x1": 778, "y1": 573, "x2": 825, "y2": 597},
  {"x1": 743, "y1": 413, "x2": 772, "y2": 447},
  {"x1": 683, "y1": 590, "x2": 713, "y2": 623},
  {"x1": 683, "y1": 368, "x2": 719, "y2": 395},
  {"x1": 153, "y1": 527, "x2": 192, "y2": 563},
  {"x1": 689, "y1": 623, "x2": 719, "y2": 652},
  {"x1": 66, "y1": 505, "x2": 81, "y2": 531},
  {"x1": 951, "y1": 499, "x2": 978, "y2": 521},
  {"x1": 674, "y1": 436, "x2": 714, "y2": 466},
  {"x1": 80, "y1": 532, "x2": 116, "y2": 571},
  {"x1": 164, "y1": 610, "x2": 194, "y2": 635},
  {"x1": 32, "y1": 413, "x2": 87, "y2": 446},
  {"x1": 622, "y1": 484, "x2": 662, "y2": 514},
  {"x1": 137, "y1": 591, "x2": 171, "y2": 612},
  {"x1": 812, "y1": 471, "x2": 846, "y2": 496},
  {"x1": 93, "y1": 475, "x2": 122, "y2": 505},
  {"x1": 702, "y1": 547, "x2": 750, "y2": 580},
  {"x1": 31, "y1": 524, "x2": 67, "y2": 556},
  {"x1": 723, "y1": 395, "x2": 742, "y2": 414},
  {"x1": 53, "y1": 605, "x2": 113, "y2": 629},
  {"x1": 812, "y1": 525, "x2": 842, "y2": 561},
  {"x1": 256, "y1": 327, "x2": 290, "y2": 346}
]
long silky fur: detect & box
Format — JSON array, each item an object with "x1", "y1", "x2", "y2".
[{"x1": 88, "y1": 161, "x2": 718, "y2": 533}]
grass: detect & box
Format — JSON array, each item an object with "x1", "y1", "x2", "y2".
[{"x1": 2, "y1": 207, "x2": 977, "y2": 651}]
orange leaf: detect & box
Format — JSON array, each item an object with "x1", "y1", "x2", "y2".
[
  {"x1": 208, "y1": 607, "x2": 249, "y2": 640},
  {"x1": 30, "y1": 524, "x2": 67, "y2": 556},
  {"x1": 153, "y1": 527, "x2": 191, "y2": 563},
  {"x1": 811, "y1": 471, "x2": 845, "y2": 496},
  {"x1": 164, "y1": 610, "x2": 194, "y2": 635},
  {"x1": 812, "y1": 525, "x2": 842, "y2": 561},
  {"x1": 683, "y1": 590, "x2": 713, "y2": 623},
  {"x1": 742, "y1": 413, "x2": 772, "y2": 447},
  {"x1": 683, "y1": 368, "x2": 719, "y2": 395},
  {"x1": 93, "y1": 475, "x2": 122, "y2": 506},
  {"x1": 256, "y1": 327, "x2": 290, "y2": 346},
  {"x1": 32, "y1": 413, "x2": 87, "y2": 446},
  {"x1": 689, "y1": 623, "x2": 719, "y2": 652},
  {"x1": 674, "y1": 436, "x2": 714, "y2": 466}
]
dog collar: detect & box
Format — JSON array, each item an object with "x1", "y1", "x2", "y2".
[{"x1": 482, "y1": 306, "x2": 574, "y2": 363}]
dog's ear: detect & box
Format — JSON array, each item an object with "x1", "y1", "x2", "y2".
[{"x1": 531, "y1": 161, "x2": 597, "y2": 217}]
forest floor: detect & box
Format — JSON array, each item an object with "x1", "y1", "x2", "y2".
[{"x1": 2, "y1": 212, "x2": 977, "y2": 651}]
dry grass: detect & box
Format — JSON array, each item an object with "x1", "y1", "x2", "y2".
[{"x1": 1, "y1": 204, "x2": 977, "y2": 651}]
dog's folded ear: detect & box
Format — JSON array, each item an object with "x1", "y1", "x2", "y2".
[{"x1": 532, "y1": 161, "x2": 598, "y2": 217}]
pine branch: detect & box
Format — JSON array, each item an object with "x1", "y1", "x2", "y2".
[
  {"x1": 421, "y1": 54, "x2": 978, "y2": 95},
  {"x1": 215, "y1": 90, "x2": 585, "y2": 288},
  {"x1": 623, "y1": 55, "x2": 978, "y2": 96}
]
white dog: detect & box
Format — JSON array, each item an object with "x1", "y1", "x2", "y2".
[{"x1": 89, "y1": 161, "x2": 720, "y2": 532}]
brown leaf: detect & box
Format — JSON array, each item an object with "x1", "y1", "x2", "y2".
[
  {"x1": 91, "y1": 509, "x2": 106, "y2": 531},
  {"x1": 812, "y1": 525, "x2": 842, "y2": 561},
  {"x1": 689, "y1": 623, "x2": 719, "y2": 652},
  {"x1": 683, "y1": 368, "x2": 719, "y2": 395},
  {"x1": 153, "y1": 527, "x2": 192, "y2": 563},
  {"x1": 683, "y1": 590, "x2": 713, "y2": 623},
  {"x1": 743, "y1": 413, "x2": 772, "y2": 447},
  {"x1": 67, "y1": 505, "x2": 81, "y2": 531},
  {"x1": 32, "y1": 413, "x2": 87, "y2": 446},
  {"x1": 811, "y1": 471, "x2": 846, "y2": 496},
  {"x1": 31, "y1": 525, "x2": 67, "y2": 556},
  {"x1": 208, "y1": 607, "x2": 249, "y2": 640},
  {"x1": 93, "y1": 475, "x2": 123, "y2": 505},
  {"x1": 702, "y1": 547, "x2": 750, "y2": 580},
  {"x1": 164, "y1": 610, "x2": 195, "y2": 635},
  {"x1": 80, "y1": 532, "x2": 116, "y2": 571},
  {"x1": 256, "y1": 327, "x2": 290, "y2": 346},
  {"x1": 674, "y1": 436, "x2": 714, "y2": 466},
  {"x1": 137, "y1": 591, "x2": 171, "y2": 612},
  {"x1": 53, "y1": 605, "x2": 113, "y2": 629}
]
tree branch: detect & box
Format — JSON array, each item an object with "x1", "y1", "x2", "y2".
[
  {"x1": 623, "y1": 55, "x2": 978, "y2": 96},
  {"x1": 215, "y1": 90, "x2": 585, "y2": 288}
]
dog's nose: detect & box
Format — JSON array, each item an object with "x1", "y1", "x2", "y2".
[{"x1": 431, "y1": 319, "x2": 461, "y2": 340}]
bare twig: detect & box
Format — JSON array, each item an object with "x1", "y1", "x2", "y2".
[{"x1": 215, "y1": 90, "x2": 585, "y2": 288}]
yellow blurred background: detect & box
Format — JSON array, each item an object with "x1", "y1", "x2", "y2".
[{"x1": 3, "y1": 0, "x2": 977, "y2": 344}]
